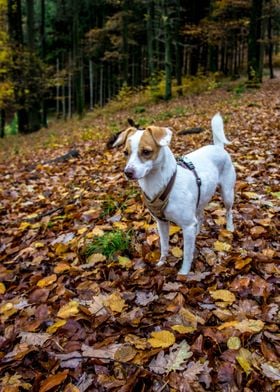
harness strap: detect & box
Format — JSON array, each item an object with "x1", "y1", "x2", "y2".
[
  {"x1": 177, "y1": 157, "x2": 202, "y2": 209},
  {"x1": 142, "y1": 168, "x2": 177, "y2": 222}
]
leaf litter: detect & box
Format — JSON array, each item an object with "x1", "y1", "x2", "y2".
[{"x1": 0, "y1": 77, "x2": 279, "y2": 391}]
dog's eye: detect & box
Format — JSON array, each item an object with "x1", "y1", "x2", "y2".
[
  {"x1": 142, "y1": 149, "x2": 152, "y2": 157},
  {"x1": 123, "y1": 150, "x2": 129, "y2": 157}
]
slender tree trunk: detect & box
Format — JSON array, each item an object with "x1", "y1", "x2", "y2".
[
  {"x1": 8, "y1": 0, "x2": 29, "y2": 133},
  {"x1": 68, "y1": 53, "x2": 72, "y2": 119},
  {"x1": 122, "y1": 0, "x2": 129, "y2": 85},
  {"x1": 147, "y1": 1, "x2": 155, "y2": 78},
  {"x1": 248, "y1": 0, "x2": 264, "y2": 82},
  {"x1": 267, "y1": 0, "x2": 274, "y2": 79},
  {"x1": 56, "y1": 58, "x2": 60, "y2": 118},
  {"x1": 72, "y1": 0, "x2": 84, "y2": 117},
  {"x1": 26, "y1": 0, "x2": 41, "y2": 132},
  {"x1": 0, "y1": 109, "x2": 5, "y2": 138},
  {"x1": 162, "y1": 0, "x2": 172, "y2": 100},
  {"x1": 99, "y1": 65, "x2": 103, "y2": 106},
  {"x1": 89, "y1": 59, "x2": 93, "y2": 110},
  {"x1": 40, "y1": 0, "x2": 48, "y2": 127}
]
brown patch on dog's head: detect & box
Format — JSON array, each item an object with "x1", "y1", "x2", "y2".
[
  {"x1": 146, "y1": 126, "x2": 172, "y2": 147},
  {"x1": 137, "y1": 126, "x2": 172, "y2": 161},
  {"x1": 112, "y1": 127, "x2": 137, "y2": 148}
]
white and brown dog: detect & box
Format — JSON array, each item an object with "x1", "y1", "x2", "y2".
[{"x1": 113, "y1": 113, "x2": 235, "y2": 275}]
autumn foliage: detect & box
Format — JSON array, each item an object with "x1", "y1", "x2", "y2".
[{"x1": 0, "y1": 77, "x2": 279, "y2": 391}]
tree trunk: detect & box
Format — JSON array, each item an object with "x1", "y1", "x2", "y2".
[
  {"x1": 162, "y1": 0, "x2": 172, "y2": 100},
  {"x1": 40, "y1": 0, "x2": 48, "y2": 127},
  {"x1": 248, "y1": 0, "x2": 264, "y2": 83},
  {"x1": 26, "y1": 0, "x2": 41, "y2": 132},
  {"x1": 267, "y1": 0, "x2": 274, "y2": 79},
  {"x1": 89, "y1": 59, "x2": 94, "y2": 110},
  {"x1": 147, "y1": 1, "x2": 155, "y2": 78},
  {"x1": 8, "y1": 0, "x2": 29, "y2": 133},
  {"x1": 0, "y1": 109, "x2": 5, "y2": 138},
  {"x1": 72, "y1": 0, "x2": 84, "y2": 117}
]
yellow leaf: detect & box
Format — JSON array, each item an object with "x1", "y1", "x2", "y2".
[
  {"x1": 171, "y1": 325, "x2": 195, "y2": 334},
  {"x1": 54, "y1": 262, "x2": 71, "y2": 274},
  {"x1": 87, "y1": 253, "x2": 106, "y2": 264},
  {"x1": 235, "y1": 257, "x2": 252, "y2": 270},
  {"x1": 227, "y1": 336, "x2": 241, "y2": 350},
  {"x1": 171, "y1": 246, "x2": 183, "y2": 258},
  {"x1": 118, "y1": 256, "x2": 133, "y2": 268},
  {"x1": 148, "y1": 330, "x2": 175, "y2": 348},
  {"x1": 19, "y1": 222, "x2": 30, "y2": 231},
  {"x1": 0, "y1": 282, "x2": 6, "y2": 294},
  {"x1": 235, "y1": 319, "x2": 264, "y2": 333},
  {"x1": 147, "y1": 234, "x2": 159, "y2": 246},
  {"x1": 47, "y1": 320, "x2": 67, "y2": 334},
  {"x1": 113, "y1": 222, "x2": 127, "y2": 230},
  {"x1": 87, "y1": 227, "x2": 104, "y2": 238},
  {"x1": 124, "y1": 334, "x2": 148, "y2": 350},
  {"x1": 218, "y1": 320, "x2": 239, "y2": 330},
  {"x1": 0, "y1": 302, "x2": 14, "y2": 314},
  {"x1": 37, "y1": 274, "x2": 57, "y2": 288},
  {"x1": 210, "y1": 289, "x2": 236, "y2": 304},
  {"x1": 54, "y1": 243, "x2": 68, "y2": 255},
  {"x1": 34, "y1": 242, "x2": 45, "y2": 248},
  {"x1": 179, "y1": 307, "x2": 204, "y2": 328},
  {"x1": 78, "y1": 227, "x2": 87, "y2": 235},
  {"x1": 242, "y1": 191, "x2": 259, "y2": 199},
  {"x1": 169, "y1": 225, "x2": 181, "y2": 235},
  {"x1": 236, "y1": 348, "x2": 252, "y2": 375},
  {"x1": 104, "y1": 292, "x2": 126, "y2": 313},
  {"x1": 214, "y1": 240, "x2": 232, "y2": 252},
  {"x1": 57, "y1": 301, "x2": 79, "y2": 319}
]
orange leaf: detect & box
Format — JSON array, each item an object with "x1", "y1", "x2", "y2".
[{"x1": 39, "y1": 370, "x2": 69, "y2": 392}]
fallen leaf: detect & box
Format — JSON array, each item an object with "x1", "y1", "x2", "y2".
[
  {"x1": 114, "y1": 345, "x2": 137, "y2": 362},
  {"x1": 227, "y1": 336, "x2": 241, "y2": 350},
  {"x1": 104, "y1": 292, "x2": 126, "y2": 313},
  {"x1": 57, "y1": 301, "x2": 79, "y2": 319},
  {"x1": 39, "y1": 370, "x2": 69, "y2": 392},
  {"x1": 37, "y1": 274, "x2": 57, "y2": 288},
  {"x1": 214, "y1": 241, "x2": 232, "y2": 252},
  {"x1": 236, "y1": 348, "x2": 252, "y2": 375},
  {"x1": 210, "y1": 289, "x2": 236, "y2": 304},
  {"x1": 148, "y1": 330, "x2": 175, "y2": 348},
  {"x1": 171, "y1": 246, "x2": 183, "y2": 258}
]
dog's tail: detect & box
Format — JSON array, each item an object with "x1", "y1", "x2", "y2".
[{"x1": 211, "y1": 113, "x2": 230, "y2": 147}]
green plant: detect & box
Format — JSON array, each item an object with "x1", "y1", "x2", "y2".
[
  {"x1": 85, "y1": 230, "x2": 132, "y2": 259},
  {"x1": 101, "y1": 197, "x2": 119, "y2": 217},
  {"x1": 5, "y1": 114, "x2": 18, "y2": 135}
]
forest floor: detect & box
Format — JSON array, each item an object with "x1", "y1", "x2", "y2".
[{"x1": 0, "y1": 74, "x2": 279, "y2": 392}]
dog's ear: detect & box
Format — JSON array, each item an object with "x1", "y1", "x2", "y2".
[
  {"x1": 112, "y1": 127, "x2": 136, "y2": 147},
  {"x1": 147, "y1": 126, "x2": 172, "y2": 146}
]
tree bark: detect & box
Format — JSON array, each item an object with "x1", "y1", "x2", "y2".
[{"x1": 248, "y1": 0, "x2": 264, "y2": 82}]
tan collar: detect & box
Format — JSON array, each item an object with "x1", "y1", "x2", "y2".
[{"x1": 142, "y1": 168, "x2": 177, "y2": 221}]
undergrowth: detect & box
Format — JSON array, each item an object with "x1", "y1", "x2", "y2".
[{"x1": 85, "y1": 230, "x2": 132, "y2": 260}]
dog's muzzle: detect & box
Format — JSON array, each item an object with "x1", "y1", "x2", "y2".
[{"x1": 124, "y1": 167, "x2": 135, "y2": 180}]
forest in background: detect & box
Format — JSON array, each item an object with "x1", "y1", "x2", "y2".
[{"x1": 0, "y1": 0, "x2": 280, "y2": 136}]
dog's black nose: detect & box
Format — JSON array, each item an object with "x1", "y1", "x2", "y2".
[{"x1": 124, "y1": 168, "x2": 134, "y2": 179}]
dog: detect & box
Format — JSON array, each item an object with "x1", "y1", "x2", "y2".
[{"x1": 113, "y1": 113, "x2": 236, "y2": 275}]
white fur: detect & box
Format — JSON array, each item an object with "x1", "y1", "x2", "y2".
[{"x1": 124, "y1": 113, "x2": 236, "y2": 275}]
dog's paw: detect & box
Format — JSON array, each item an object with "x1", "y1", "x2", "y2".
[
  {"x1": 178, "y1": 268, "x2": 189, "y2": 276},
  {"x1": 156, "y1": 257, "x2": 166, "y2": 267}
]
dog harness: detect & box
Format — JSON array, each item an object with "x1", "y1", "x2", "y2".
[{"x1": 142, "y1": 157, "x2": 202, "y2": 222}]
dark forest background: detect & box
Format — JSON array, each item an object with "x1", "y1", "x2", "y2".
[{"x1": 0, "y1": 0, "x2": 279, "y2": 136}]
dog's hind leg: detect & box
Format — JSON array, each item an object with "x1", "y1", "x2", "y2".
[
  {"x1": 196, "y1": 209, "x2": 204, "y2": 234},
  {"x1": 156, "y1": 219, "x2": 170, "y2": 266},
  {"x1": 178, "y1": 223, "x2": 197, "y2": 275},
  {"x1": 220, "y1": 163, "x2": 235, "y2": 232}
]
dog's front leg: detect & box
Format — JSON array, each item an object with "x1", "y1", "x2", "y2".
[
  {"x1": 156, "y1": 219, "x2": 170, "y2": 267},
  {"x1": 178, "y1": 223, "x2": 197, "y2": 275}
]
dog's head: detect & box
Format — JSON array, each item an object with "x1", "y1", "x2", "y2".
[{"x1": 113, "y1": 126, "x2": 172, "y2": 180}]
